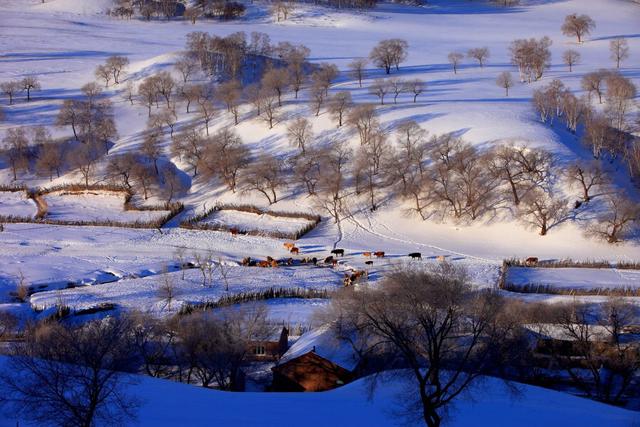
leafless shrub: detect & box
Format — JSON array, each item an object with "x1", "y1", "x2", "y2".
[{"x1": 561, "y1": 13, "x2": 595, "y2": 43}]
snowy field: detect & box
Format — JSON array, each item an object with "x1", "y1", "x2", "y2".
[
  {"x1": 506, "y1": 266, "x2": 640, "y2": 291},
  {"x1": 198, "y1": 209, "x2": 316, "y2": 235},
  {"x1": 29, "y1": 263, "x2": 343, "y2": 315},
  {"x1": 42, "y1": 190, "x2": 170, "y2": 223},
  {"x1": 0, "y1": 191, "x2": 36, "y2": 218}
]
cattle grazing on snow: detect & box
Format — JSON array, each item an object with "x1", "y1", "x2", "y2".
[
  {"x1": 374, "y1": 251, "x2": 385, "y2": 258},
  {"x1": 408, "y1": 252, "x2": 421, "y2": 259},
  {"x1": 331, "y1": 249, "x2": 345, "y2": 257}
]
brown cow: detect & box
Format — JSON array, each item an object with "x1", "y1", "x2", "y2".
[
  {"x1": 283, "y1": 242, "x2": 295, "y2": 250},
  {"x1": 525, "y1": 257, "x2": 539, "y2": 267},
  {"x1": 230, "y1": 227, "x2": 239, "y2": 236},
  {"x1": 374, "y1": 251, "x2": 385, "y2": 258},
  {"x1": 290, "y1": 247, "x2": 300, "y2": 255},
  {"x1": 270, "y1": 260, "x2": 279, "y2": 268},
  {"x1": 257, "y1": 260, "x2": 270, "y2": 268},
  {"x1": 363, "y1": 252, "x2": 372, "y2": 258},
  {"x1": 436, "y1": 255, "x2": 446, "y2": 262}
]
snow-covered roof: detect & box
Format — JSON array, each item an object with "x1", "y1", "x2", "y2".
[{"x1": 279, "y1": 324, "x2": 359, "y2": 371}]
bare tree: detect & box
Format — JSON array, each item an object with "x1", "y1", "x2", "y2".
[
  {"x1": 566, "y1": 161, "x2": 607, "y2": 202},
  {"x1": 348, "y1": 58, "x2": 368, "y2": 87},
  {"x1": 388, "y1": 77, "x2": 406, "y2": 104},
  {"x1": 311, "y1": 63, "x2": 339, "y2": 97},
  {"x1": 174, "y1": 53, "x2": 198, "y2": 83},
  {"x1": 327, "y1": 91, "x2": 352, "y2": 127},
  {"x1": 561, "y1": 14, "x2": 595, "y2": 43},
  {"x1": 95, "y1": 65, "x2": 112, "y2": 87},
  {"x1": 157, "y1": 270, "x2": 177, "y2": 310},
  {"x1": 605, "y1": 72, "x2": 636, "y2": 132},
  {"x1": 21, "y1": 76, "x2": 40, "y2": 102},
  {"x1": 447, "y1": 52, "x2": 464, "y2": 74},
  {"x1": 347, "y1": 103, "x2": 378, "y2": 146},
  {"x1": 171, "y1": 126, "x2": 205, "y2": 177},
  {"x1": 216, "y1": 80, "x2": 242, "y2": 125},
  {"x1": 467, "y1": 47, "x2": 490, "y2": 68},
  {"x1": 280, "y1": 43, "x2": 310, "y2": 99},
  {"x1": 588, "y1": 192, "x2": 639, "y2": 243},
  {"x1": 1, "y1": 80, "x2": 21, "y2": 105},
  {"x1": 197, "y1": 99, "x2": 216, "y2": 135},
  {"x1": 369, "y1": 39, "x2": 408, "y2": 74},
  {"x1": 0, "y1": 318, "x2": 139, "y2": 427},
  {"x1": 107, "y1": 152, "x2": 137, "y2": 188},
  {"x1": 560, "y1": 91, "x2": 585, "y2": 133},
  {"x1": 132, "y1": 162, "x2": 156, "y2": 199},
  {"x1": 286, "y1": 117, "x2": 313, "y2": 153},
  {"x1": 184, "y1": 7, "x2": 202, "y2": 24},
  {"x1": 562, "y1": 49, "x2": 580, "y2": 72},
  {"x1": 309, "y1": 83, "x2": 325, "y2": 117},
  {"x1": 261, "y1": 67, "x2": 289, "y2": 107},
  {"x1": 36, "y1": 141, "x2": 64, "y2": 181},
  {"x1": 581, "y1": 70, "x2": 608, "y2": 104},
  {"x1": 518, "y1": 189, "x2": 569, "y2": 236},
  {"x1": 2, "y1": 127, "x2": 30, "y2": 181},
  {"x1": 330, "y1": 263, "x2": 522, "y2": 427},
  {"x1": 404, "y1": 78, "x2": 425, "y2": 103},
  {"x1": 201, "y1": 128, "x2": 249, "y2": 192},
  {"x1": 609, "y1": 38, "x2": 629, "y2": 69},
  {"x1": 582, "y1": 112, "x2": 616, "y2": 159},
  {"x1": 496, "y1": 71, "x2": 514, "y2": 96},
  {"x1": 72, "y1": 141, "x2": 103, "y2": 188},
  {"x1": 138, "y1": 76, "x2": 158, "y2": 116},
  {"x1": 241, "y1": 153, "x2": 284, "y2": 204},
  {"x1": 257, "y1": 88, "x2": 279, "y2": 129},
  {"x1": 105, "y1": 55, "x2": 129, "y2": 84},
  {"x1": 154, "y1": 71, "x2": 176, "y2": 108},
  {"x1": 509, "y1": 37, "x2": 552, "y2": 82},
  {"x1": 369, "y1": 78, "x2": 390, "y2": 105},
  {"x1": 142, "y1": 130, "x2": 163, "y2": 175},
  {"x1": 180, "y1": 83, "x2": 206, "y2": 114}
]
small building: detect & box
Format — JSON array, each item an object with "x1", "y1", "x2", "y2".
[
  {"x1": 247, "y1": 326, "x2": 289, "y2": 362},
  {"x1": 271, "y1": 324, "x2": 358, "y2": 392}
]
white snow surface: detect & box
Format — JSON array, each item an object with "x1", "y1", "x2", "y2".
[
  {"x1": 0, "y1": 191, "x2": 37, "y2": 218},
  {"x1": 42, "y1": 190, "x2": 170, "y2": 223},
  {"x1": 507, "y1": 266, "x2": 640, "y2": 290},
  {"x1": 200, "y1": 209, "x2": 315, "y2": 235}
]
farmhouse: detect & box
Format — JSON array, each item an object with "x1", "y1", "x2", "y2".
[
  {"x1": 247, "y1": 326, "x2": 289, "y2": 362},
  {"x1": 271, "y1": 325, "x2": 358, "y2": 392}
]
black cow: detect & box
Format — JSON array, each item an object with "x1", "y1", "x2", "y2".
[
  {"x1": 331, "y1": 249, "x2": 345, "y2": 257},
  {"x1": 408, "y1": 252, "x2": 422, "y2": 259}
]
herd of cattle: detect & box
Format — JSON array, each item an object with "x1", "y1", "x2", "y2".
[{"x1": 237, "y1": 243, "x2": 437, "y2": 287}]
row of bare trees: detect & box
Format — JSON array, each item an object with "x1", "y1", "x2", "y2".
[{"x1": 1, "y1": 77, "x2": 41, "y2": 104}]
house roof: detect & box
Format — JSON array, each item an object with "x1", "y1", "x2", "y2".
[{"x1": 278, "y1": 324, "x2": 359, "y2": 371}]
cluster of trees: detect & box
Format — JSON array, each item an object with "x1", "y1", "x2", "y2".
[
  {"x1": 1, "y1": 77, "x2": 41, "y2": 104},
  {"x1": 328, "y1": 263, "x2": 640, "y2": 427},
  {"x1": 1, "y1": 82, "x2": 118, "y2": 185},
  {"x1": 0, "y1": 307, "x2": 276, "y2": 426},
  {"x1": 447, "y1": 47, "x2": 490, "y2": 74},
  {"x1": 367, "y1": 77, "x2": 425, "y2": 104},
  {"x1": 95, "y1": 56, "x2": 130, "y2": 87}
]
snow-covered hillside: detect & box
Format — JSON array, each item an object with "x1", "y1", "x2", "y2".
[{"x1": 0, "y1": 0, "x2": 639, "y2": 423}]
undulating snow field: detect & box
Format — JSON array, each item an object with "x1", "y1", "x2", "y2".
[{"x1": 0, "y1": 0, "x2": 639, "y2": 423}]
